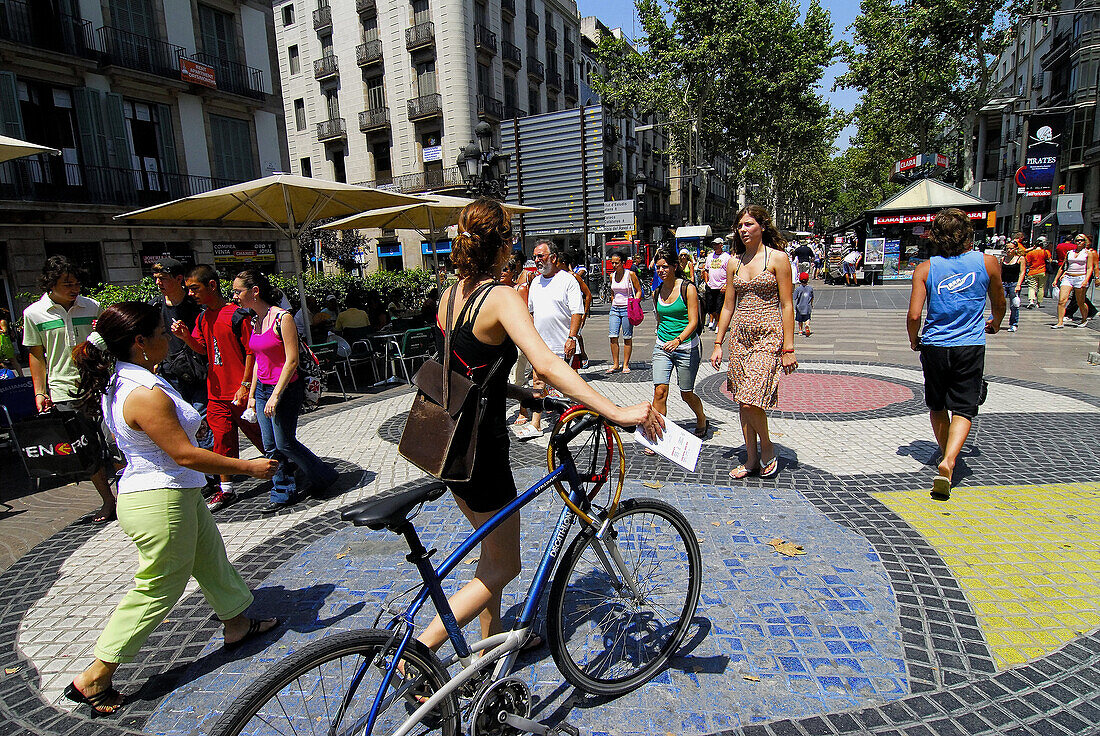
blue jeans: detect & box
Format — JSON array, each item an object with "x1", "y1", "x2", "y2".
[
  {"x1": 608, "y1": 305, "x2": 634, "y2": 338},
  {"x1": 1003, "y1": 282, "x2": 1019, "y2": 327},
  {"x1": 254, "y1": 379, "x2": 337, "y2": 504}
]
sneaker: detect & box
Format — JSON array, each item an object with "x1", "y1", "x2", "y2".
[
  {"x1": 1050, "y1": 323, "x2": 1064, "y2": 329},
  {"x1": 1026, "y1": 302, "x2": 1036, "y2": 309},
  {"x1": 1007, "y1": 325, "x2": 1017, "y2": 332},
  {"x1": 206, "y1": 489, "x2": 236, "y2": 511},
  {"x1": 1076, "y1": 319, "x2": 1090, "y2": 328}
]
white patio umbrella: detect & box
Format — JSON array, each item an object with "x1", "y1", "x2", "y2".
[
  {"x1": 320, "y1": 194, "x2": 538, "y2": 279},
  {"x1": 116, "y1": 174, "x2": 426, "y2": 343},
  {"x1": 0, "y1": 134, "x2": 60, "y2": 163}
]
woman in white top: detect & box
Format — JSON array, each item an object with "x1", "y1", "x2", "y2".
[
  {"x1": 64, "y1": 301, "x2": 278, "y2": 716},
  {"x1": 606, "y1": 250, "x2": 643, "y2": 373},
  {"x1": 1052, "y1": 234, "x2": 1097, "y2": 328}
]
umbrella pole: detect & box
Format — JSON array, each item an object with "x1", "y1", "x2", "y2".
[
  {"x1": 429, "y1": 209, "x2": 442, "y2": 290},
  {"x1": 289, "y1": 233, "x2": 314, "y2": 346}
]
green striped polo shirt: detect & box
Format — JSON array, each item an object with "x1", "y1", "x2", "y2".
[{"x1": 22, "y1": 293, "x2": 101, "y2": 401}]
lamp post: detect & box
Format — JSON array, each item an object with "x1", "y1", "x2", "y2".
[
  {"x1": 458, "y1": 121, "x2": 511, "y2": 201},
  {"x1": 634, "y1": 176, "x2": 648, "y2": 261}
]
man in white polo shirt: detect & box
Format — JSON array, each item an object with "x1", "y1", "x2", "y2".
[{"x1": 22, "y1": 255, "x2": 115, "y2": 523}]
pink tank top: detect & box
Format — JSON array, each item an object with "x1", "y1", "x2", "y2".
[{"x1": 248, "y1": 311, "x2": 298, "y2": 386}]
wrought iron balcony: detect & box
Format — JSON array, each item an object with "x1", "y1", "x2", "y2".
[
  {"x1": 564, "y1": 80, "x2": 578, "y2": 100},
  {"x1": 359, "y1": 107, "x2": 390, "y2": 133},
  {"x1": 504, "y1": 105, "x2": 526, "y2": 120},
  {"x1": 642, "y1": 140, "x2": 652, "y2": 157},
  {"x1": 603, "y1": 123, "x2": 618, "y2": 145},
  {"x1": 356, "y1": 40, "x2": 382, "y2": 67},
  {"x1": 526, "y1": 56, "x2": 544, "y2": 80},
  {"x1": 96, "y1": 26, "x2": 185, "y2": 79},
  {"x1": 474, "y1": 24, "x2": 497, "y2": 55},
  {"x1": 625, "y1": 135, "x2": 637, "y2": 152},
  {"x1": 501, "y1": 0, "x2": 515, "y2": 17},
  {"x1": 368, "y1": 166, "x2": 462, "y2": 193},
  {"x1": 313, "y1": 6, "x2": 332, "y2": 31},
  {"x1": 314, "y1": 53, "x2": 338, "y2": 80},
  {"x1": 355, "y1": 0, "x2": 376, "y2": 15},
  {"x1": 408, "y1": 92, "x2": 443, "y2": 120},
  {"x1": 189, "y1": 52, "x2": 266, "y2": 99},
  {"x1": 477, "y1": 94, "x2": 504, "y2": 120},
  {"x1": 526, "y1": 10, "x2": 539, "y2": 33},
  {"x1": 317, "y1": 117, "x2": 346, "y2": 142},
  {"x1": 564, "y1": 38, "x2": 575, "y2": 58},
  {"x1": 406, "y1": 21, "x2": 434, "y2": 50},
  {"x1": 502, "y1": 40, "x2": 522, "y2": 68},
  {"x1": 546, "y1": 70, "x2": 561, "y2": 90},
  {"x1": 0, "y1": 0, "x2": 98, "y2": 59},
  {"x1": 546, "y1": 24, "x2": 557, "y2": 45}
]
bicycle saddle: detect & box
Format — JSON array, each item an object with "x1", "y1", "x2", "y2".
[{"x1": 341, "y1": 482, "x2": 448, "y2": 530}]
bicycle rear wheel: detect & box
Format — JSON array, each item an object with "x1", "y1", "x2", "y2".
[
  {"x1": 213, "y1": 629, "x2": 459, "y2": 736},
  {"x1": 547, "y1": 498, "x2": 701, "y2": 696}
]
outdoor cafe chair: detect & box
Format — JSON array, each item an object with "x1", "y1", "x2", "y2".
[
  {"x1": 309, "y1": 341, "x2": 349, "y2": 401},
  {"x1": 386, "y1": 327, "x2": 434, "y2": 384}
]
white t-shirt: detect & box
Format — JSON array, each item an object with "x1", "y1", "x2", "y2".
[
  {"x1": 843, "y1": 251, "x2": 862, "y2": 265},
  {"x1": 705, "y1": 251, "x2": 731, "y2": 289},
  {"x1": 528, "y1": 270, "x2": 584, "y2": 357}
]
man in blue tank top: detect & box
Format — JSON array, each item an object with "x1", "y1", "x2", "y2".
[{"x1": 906, "y1": 208, "x2": 1006, "y2": 501}]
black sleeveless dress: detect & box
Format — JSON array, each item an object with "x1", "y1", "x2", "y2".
[{"x1": 433, "y1": 282, "x2": 519, "y2": 512}]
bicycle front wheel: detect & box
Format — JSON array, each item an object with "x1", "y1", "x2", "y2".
[
  {"x1": 212, "y1": 629, "x2": 459, "y2": 736},
  {"x1": 547, "y1": 498, "x2": 701, "y2": 696}
]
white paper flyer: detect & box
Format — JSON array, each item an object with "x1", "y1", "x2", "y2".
[{"x1": 634, "y1": 417, "x2": 702, "y2": 472}]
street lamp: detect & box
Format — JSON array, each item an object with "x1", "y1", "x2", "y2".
[
  {"x1": 634, "y1": 175, "x2": 648, "y2": 257},
  {"x1": 458, "y1": 121, "x2": 511, "y2": 200}
]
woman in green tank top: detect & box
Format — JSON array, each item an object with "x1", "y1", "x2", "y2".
[{"x1": 643, "y1": 247, "x2": 709, "y2": 455}]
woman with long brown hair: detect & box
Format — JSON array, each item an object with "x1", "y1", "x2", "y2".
[
  {"x1": 416, "y1": 198, "x2": 662, "y2": 654},
  {"x1": 64, "y1": 302, "x2": 279, "y2": 716},
  {"x1": 710, "y1": 205, "x2": 798, "y2": 480}
]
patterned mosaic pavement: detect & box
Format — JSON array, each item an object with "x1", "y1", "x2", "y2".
[{"x1": 1, "y1": 358, "x2": 1099, "y2": 736}]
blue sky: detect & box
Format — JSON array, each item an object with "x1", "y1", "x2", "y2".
[{"x1": 574, "y1": 0, "x2": 861, "y2": 149}]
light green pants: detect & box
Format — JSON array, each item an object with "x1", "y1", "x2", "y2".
[{"x1": 94, "y1": 487, "x2": 253, "y2": 664}]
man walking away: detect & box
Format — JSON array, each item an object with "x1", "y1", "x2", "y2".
[
  {"x1": 1023, "y1": 235, "x2": 1048, "y2": 308},
  {"x1": 793, "y1": 240, "x2": 815, "y2": 277},
  {"x1": 907, "y1": 208, "x2": 1005, "y2": 502},
  {"x1": 22, "y1": 256, "x2": 116, "y2": 522},
  {"x1": 794, "y1": 272, "x2": 814, "y2": 336},
  {"x1": 172, "y1": 265, "x2": 264, "y2": 511},
  {"x1": 704, "y1": 237, "x2": 731, "y2": 331}
]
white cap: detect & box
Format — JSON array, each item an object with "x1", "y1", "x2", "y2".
[
  {"x1": 678, "y1": 248, "x2": 690, "y2": 256},
  {"x1": 712, "y1": 237, "x2": 723, "y2": 244}
]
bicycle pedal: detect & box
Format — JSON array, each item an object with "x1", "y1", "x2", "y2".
[{"x1": 548, "y1": 722, "x2": 580, "y2": 736}]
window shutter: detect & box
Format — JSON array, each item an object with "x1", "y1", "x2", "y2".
[
  {"x1": 102, "y1": 93, "x2": 130, "y2": 170},
  {"x1": 0, "y1": 71, "x2": 25, "y2": 138},
  {"x1": 72, "y1": 87, "x2": 106, "y2": 168},
  {"x1": 154, "y1": 104, "x2": 178, "y2": 173}
]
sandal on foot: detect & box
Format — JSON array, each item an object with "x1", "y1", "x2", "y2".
[
  {"x1": 521, "y1": 632, "x2": 544, "y2": 651},
  {"x1": 693, "y1": 420, "x2": 709, "y2": 438},
  {"x1": 605, "y1": 366, "x2": 621, "y2": 374},
  {"x1": 729, "y1": 464, "x2": 758, "y2": 479},
  {"x1": 63, "y1": 682, "x2": 125, "y2": 717},
  {"x1": 224, "y1": 617, "x2": 282, "y2": 650},
  {"x1": 760, "y1": 456, "x2": 779, "y2": 478},
  {"x1": 931, "y1": 475, "x2": 951, "y2": 501},
  {"x1": 512, "y1": 416, "x2": 530, "y2": 426}
]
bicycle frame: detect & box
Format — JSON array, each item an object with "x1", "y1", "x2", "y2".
[{"x1": 360, "y1": 437, "x2": 594, "y2": 736}]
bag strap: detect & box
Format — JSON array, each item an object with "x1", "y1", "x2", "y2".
[{"x1": 442, "y1": 282, "x2": 506, "y2": 397}]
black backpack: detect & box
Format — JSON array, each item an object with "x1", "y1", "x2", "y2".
[{"x1": 652, "y1": 279, "x2": 704, "y2": 340}]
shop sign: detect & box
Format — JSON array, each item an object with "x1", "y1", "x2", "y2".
[
  {"x1": 873, "y1": 211, "x2": 988, "y2": 225},
  {"x1": 1021, "y1": 114, "x2": 1064, "y2": 197},
  {"x1": 864, "y1": 237, "x2": 886, "y2": 266},
  {"x1": 140, "y1": 243, "x2": 195, "y2": 275},
  {"x1": 213, "y1": 242, "x2": 276, "y2": 263},
  {"x1": 423, "y1": 145, "x2": 442, "y2": 163},
  {"x1": 180, "y1": 58, "x2": 217, "y2": 88},
  {"x1": 934, "y1": 153, "x2": 948, "y2": 168}
]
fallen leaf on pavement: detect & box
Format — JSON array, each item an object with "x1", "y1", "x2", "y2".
[
  {"x1": 712, "y1": 522, "x2": 721, "y2": 526},
  {"x1": 766, "y1": 538, "x2": 806, "y2": 556},
  {"x1": 643, "y1": 481, "x2": 663, "y2": 489},
  {"x1": 335, "y1": 547, "x2": 350, "y2": 559},
  {"x1": 5, "y1": 667, "x2": 20, "y2": 674},
  {"x1": 742, "y1": 674, "x2": 760, "y2": 682}
]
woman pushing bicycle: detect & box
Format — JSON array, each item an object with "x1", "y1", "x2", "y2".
[{"x1": 419, "y1": 198, "x2": 664, "y2": 656}]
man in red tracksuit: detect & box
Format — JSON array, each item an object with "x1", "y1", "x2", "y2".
[{"x1": 172, "y1": 264, "x2": 264, "y2": 511}]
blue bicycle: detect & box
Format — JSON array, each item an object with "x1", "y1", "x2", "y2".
[{"x1": 214, "y1": 391, "x2": 701, "y2": 736}]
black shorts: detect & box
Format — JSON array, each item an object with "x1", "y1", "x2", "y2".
[
  {"x1": 919, "y1": 344, "x2": 986, "y2": 419},
  {"x1": 704, "y1": 286, "x2": 724, "y2": 315}
]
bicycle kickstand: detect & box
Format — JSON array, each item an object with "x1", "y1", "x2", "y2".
[{"x1": 500, "y1": 712, "x2": 580, "y2": 736}]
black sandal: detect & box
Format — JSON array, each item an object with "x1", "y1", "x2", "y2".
[
  {"x1": 224, "y1": 617, "x2": 281, "y2": 650},
  {"x1": 63, "y1": 681, "x2": 125, "y2": 717}
]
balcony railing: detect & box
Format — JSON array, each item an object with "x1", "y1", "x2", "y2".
[
  {"x1": 603, "y1": 123, "x2": 618, "y2": 145},
  {"x1": 0, "y1": 0, "x2": 98, "y2": 59},
  {"x1": 564, "y1": 38, "x2": 575, "y2": 58},
  {"x1": 474, "y1": 24, "x2": 497, "y2": 55},
  {"x1": 406, "y1": 21, "x2": 434, "y2": 50},
  {"x1": 408, "y1": 92, "x2": 443, "y2": 120},
  {"x1": 359, "y1": 107, "x2": 390, "y2": 133},
  {"x1": 317, "y1": 117, "x2": 347, "y2": 142},
  {"x1": 625, "y1": 135, "x2": 637, "y2": 151},
  {"x1": 477, "y1": 94, "x2": 504, "y2": 120},
  {"x1": 504, "y1": 105, "x2": 526, "y2": 120},
  {"x1": 526, "y1": 9, "x2": 539, "y2": 33},
  {"x1": 642, "y1": 140, "x2": 652, "y2": 156},
  {"x1": 314, "y1": 54, "x2": 338, "y2": 80},
  {"x1": 564, "y1": 80, "x2": 578, "y2": 99},
  {"x1": 355, "y1": 0, "x2": 376, "y2": 15},
  {"x1": 189, "y1": 52, "x2": 265, "y2": 99},
  {"x1": 96, "y1": 26, "x2": 184, "y2": 79},
  {"x1": 501, "y1": 0, "x2": 515, "y2": 17},
  {"x1": 546, "y1": 24, "x2": 557, "y2": 45},
  {"x1": 546, "y1": 69, "x2": 561, "y2": 90},
  {"x1": 526, "y1": 56, "x2": 544, "y2": 80},
  {"x1": 502, "y1": 40, "x2": 522, "y2": 68},
  {"x1": 358, "y1": 166, "x2": 463, "y2": 194},
  {"x1": 0, "y1": 158, "x2": 237, "y2": 207},
  {"x1": 356, "y1": 40, "x2": 382, "y2": 67},
  {"x1": 313, "y1": 6, "x2": 332, "y2": 31}
]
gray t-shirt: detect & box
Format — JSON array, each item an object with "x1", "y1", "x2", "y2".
[{"x1": 794, "y1": 284, "x2": 814, "y2": 315}]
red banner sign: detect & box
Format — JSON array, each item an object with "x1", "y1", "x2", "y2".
[
  {"x1": 181, "y1": 58, "x2": 217, "y2": 88},
  {"x1": 873, "y1": 211, "x2": 988, "y2": 225}
]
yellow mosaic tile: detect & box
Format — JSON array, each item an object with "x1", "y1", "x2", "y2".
[{"x1": 874, "y1": 482, "x2": 1100, "y2": 671}]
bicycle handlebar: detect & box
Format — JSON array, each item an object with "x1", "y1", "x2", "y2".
[{"x1": 505, "y1": 383, "x2": 638, "y2": 435}]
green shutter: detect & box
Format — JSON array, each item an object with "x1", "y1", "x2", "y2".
[
  {"x1": 102, "y1": 93, "x2": 129, "y2": 170},
  {"x1": 0, "y1": 71, "x2": 25, "y2": 138},
  {"x1": 72, "y1": 87, "x2": 106, "y2": 168},
  {"x1": 154, "y1": 103, "x2": 182, "y2": 196}
]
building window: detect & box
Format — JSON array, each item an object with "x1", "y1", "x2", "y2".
[
  {"x1": 301, "y1": 157, "x2": 312, "y2": 177},
  {"x1": 367, "y1": 77, "x2": 385, "y2": 109},
  {"x1": 199, "y1": 4, "x2": 239, "y2": 63},
  {"x1": 294, "y1": 98, "x2": 306, "y2": 130},
  {"x1": 363, "y1": 14, "x2": 379, "y2": 41},
  {"x1": 477, "y1": 62, "x2": 491, "y2": 97},
  {"x1": 330, "y1": 148, "x2": 346, "y2": 182},
  {"x1": 372, "y1": 141, "x2": 392, "y2": 180},
  {"x1": 504, "y1": 74, "x2": 517, "y2": 108},
  {"x1": 475, "y1": 1, "x2": 487, "y2": 26},
  {"x1": 282, "y1": 4, "x2": 295, "y2": 26},
  {"x1": 547, "y1": 94, "x2": 557, "y2": 112},
  {"x1": 528, "y1": 87, "x2": 539, "y2": 115},
  {"x1": 320, "y1": 34, "x2": 333, "y2": 56},
  {"x1": 323, "y1": 88, "x2": 340, "y2": 119},
  {"x1": 209, "y1": 114, "x2": 254, "y2": 182},
  {"x1": 123, "y1": 100, "x2": 169, "y2": 191},
  {"x1": 416, "y1": 59, "x2": 437, "y2": 96},
  {"x1": 412, "y1": 0, "x2": 430, "y2": 25},
  {"x1": 289, "y1": 45, "x2": 300, "y2": 74}
]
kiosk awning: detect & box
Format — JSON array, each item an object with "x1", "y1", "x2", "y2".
[{"x1": 674, "y1": 225, "x2": 713, "y2": 240}]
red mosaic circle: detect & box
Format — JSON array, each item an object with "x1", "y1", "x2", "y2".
[{"x1": 721, "y1": 372, "x2": 914, "y2": 413}]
